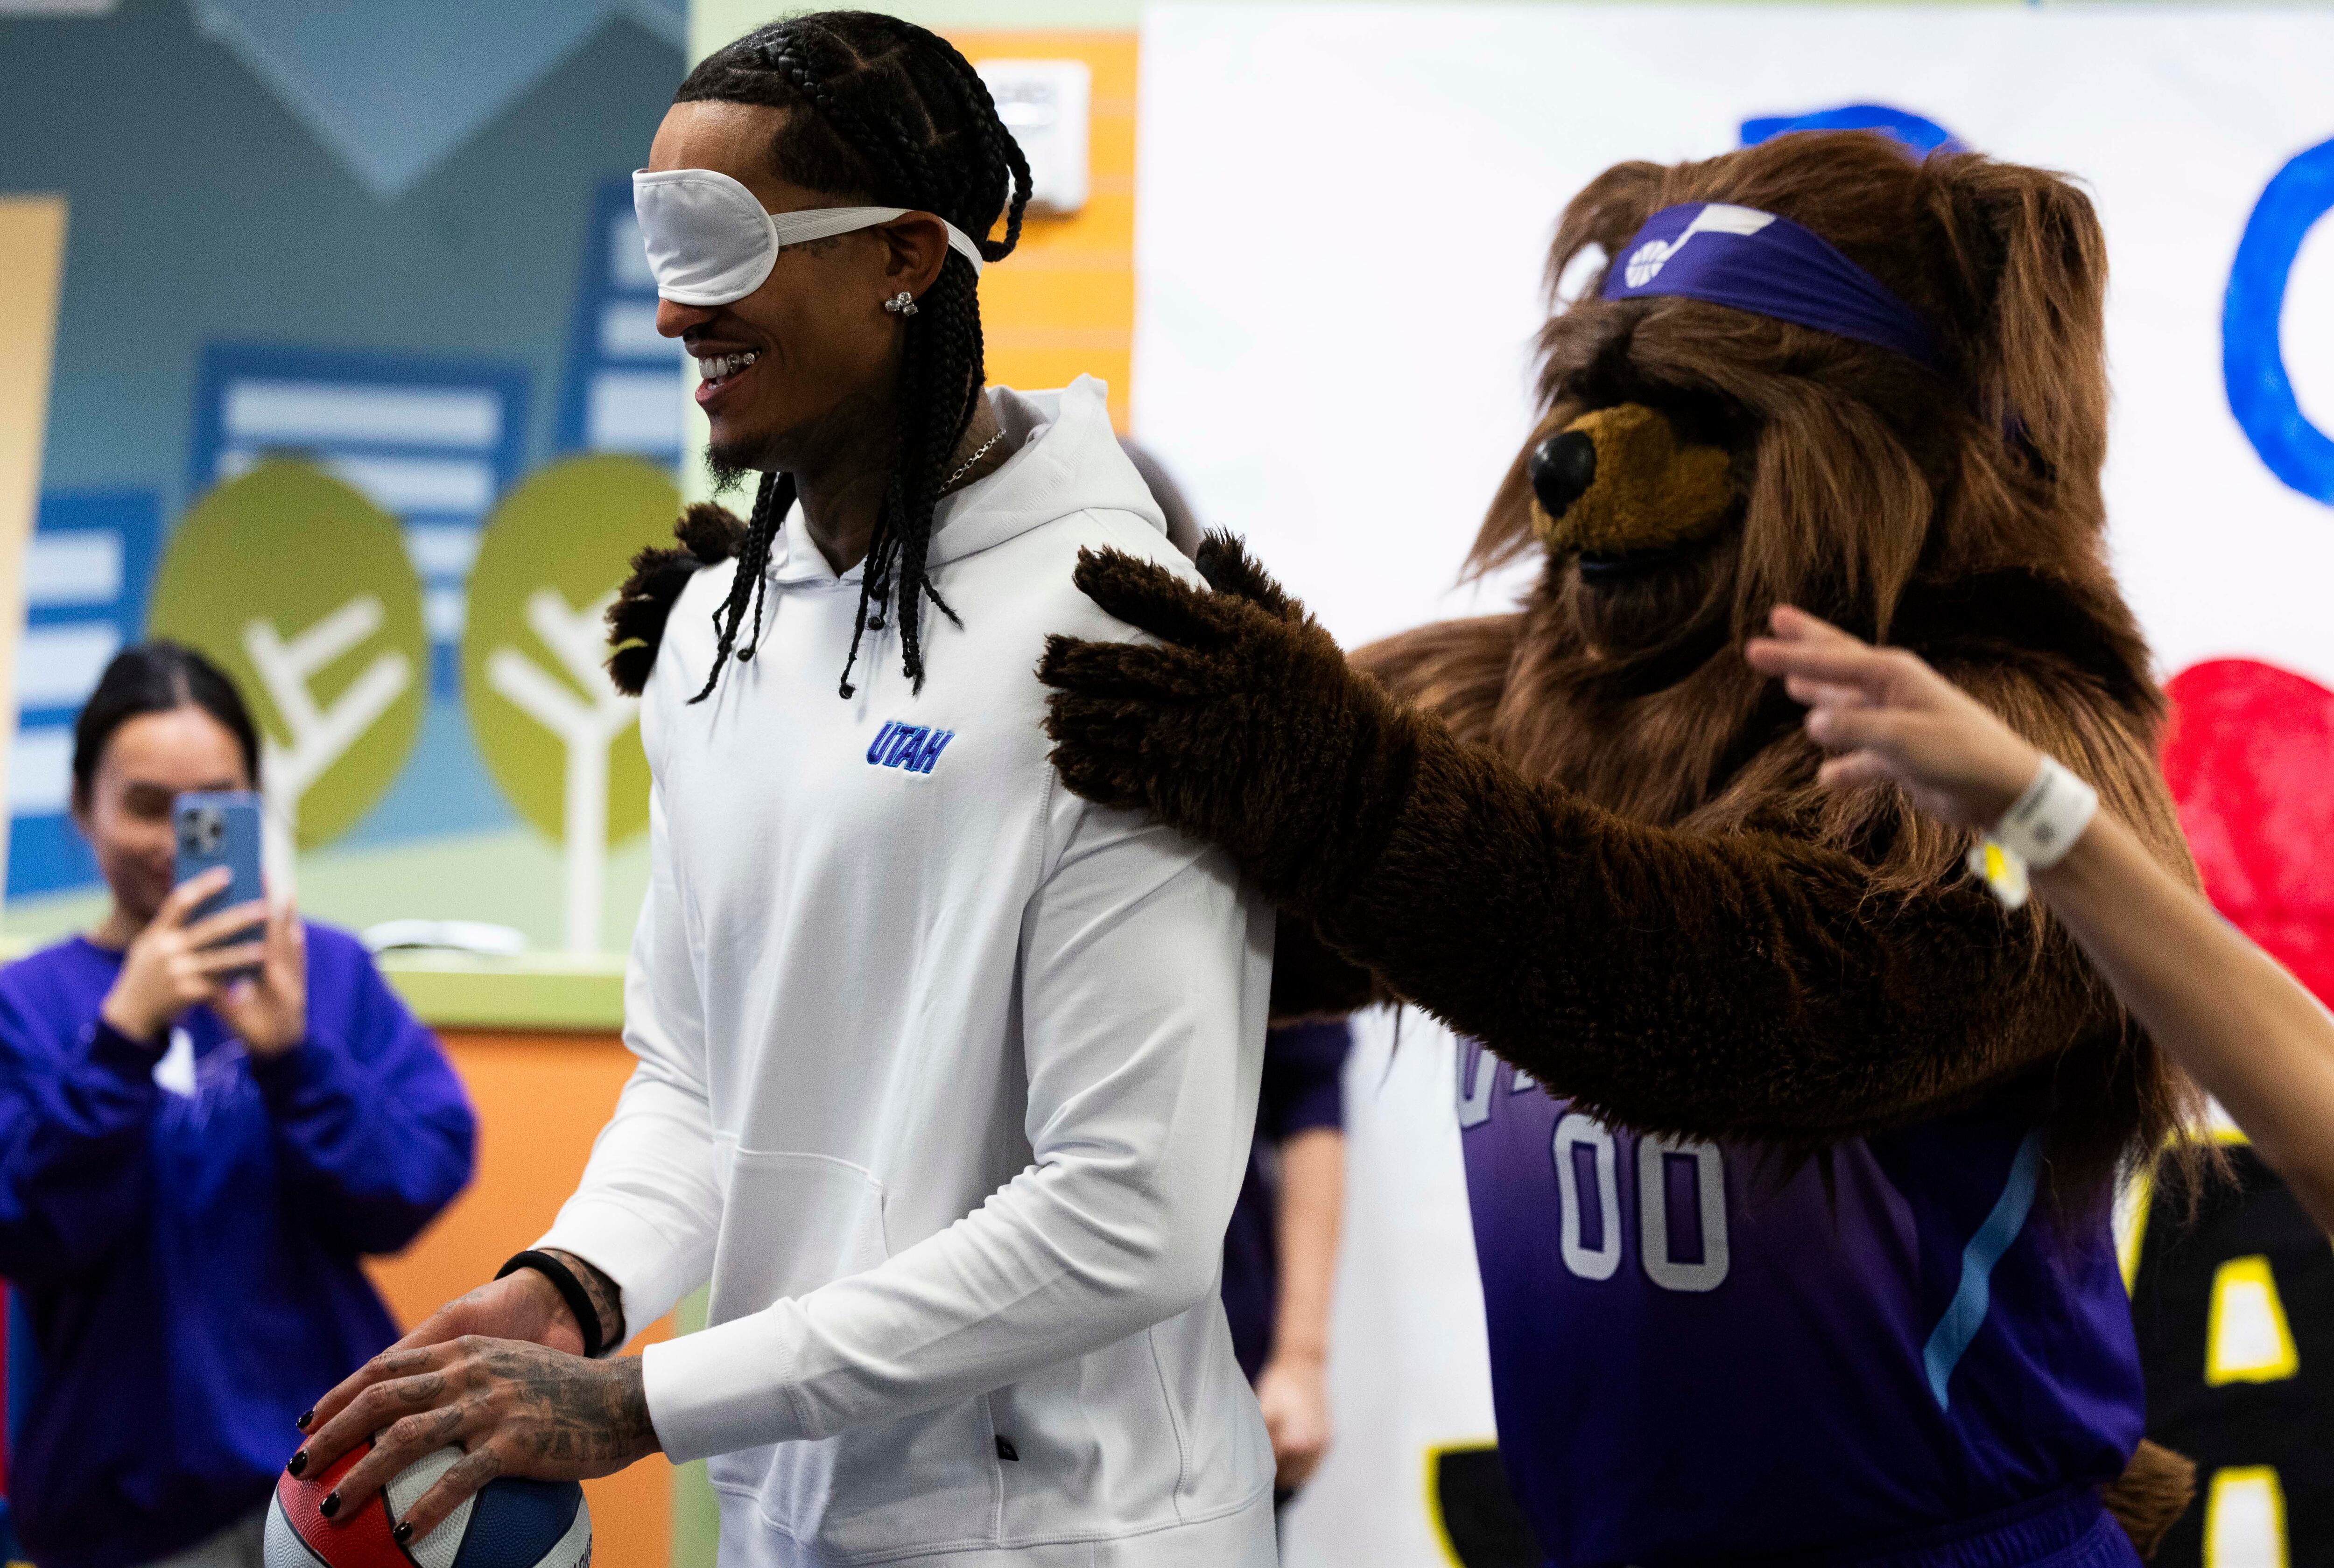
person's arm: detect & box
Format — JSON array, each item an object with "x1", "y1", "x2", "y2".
[
  {"x1": 1745, "y1": 603, "x2": 2334, "y2": 1227},
  {"x1": 522, "y1": 782, "x2": 726, "y2": 1352},
  {"x1": 1039, "y1": 539, "x2": 2118, "y2": 1145},
  {"x1": 2042, "y1": 814, "x2": 2334, "y2": 1215},
  {"x1": 0, "y1": 873, "x2": 267, "y2": 1282},
  {"x1": 1249, "y1": 1021, "x2": 1348, "y2": 1490},
  {"x1": 0, "y1": 1006, "x2": 160, "y2": 1284},
  {"x1": 1257, "y1": 1126, "x2": 1342, "y2": 1490},
  {"x1": 294, "y1": 782, "x2": 716, "y2": 1535},
  {"x1": 237, "y1": 910, "x2": 477, "y2": 1256},
  {"x1": 1269, "y1": 913, "x2": 1380, "y2": 1021}
]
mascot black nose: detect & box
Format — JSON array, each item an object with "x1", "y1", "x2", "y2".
[{"x1": 1530, "y1": 430, "x2": 1597, "y2": 519}]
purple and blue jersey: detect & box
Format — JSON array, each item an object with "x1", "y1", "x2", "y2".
[{"x1": 1456, "y1": 1037, "x2": 2144, "y2": 1567}]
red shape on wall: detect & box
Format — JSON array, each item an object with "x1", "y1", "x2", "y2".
[{"x1": 2162, "y1": 658, "x2": 2334, "y2": 1007}]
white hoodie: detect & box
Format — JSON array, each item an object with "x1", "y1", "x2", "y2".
[{"x1": 539, "y1": 378, "x2": 1278, "y2": 1567}]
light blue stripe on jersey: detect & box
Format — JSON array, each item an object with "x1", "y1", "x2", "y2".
[{"x1": 1922, "y1": 1128, "x2": 2046, "y2": 1409}]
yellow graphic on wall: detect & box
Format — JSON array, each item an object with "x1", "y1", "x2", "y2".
[
  {"x1": 149, "y1": 461, "x2": 427, "y2": 874},
  {"x1": 0, "y1": 195, "x2": 70, "y2": 903},
  {"x1": 463, "y1": 454, "x2": 675, "y2": 952},
  {"x1": 2206, "y1": 1254, "x2": 2299, "y2": 1386},
  {"x1": 2204, "y1": 1465, "x2": 2288, "y2": 1568}
]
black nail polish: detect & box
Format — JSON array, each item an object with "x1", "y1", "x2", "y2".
[
  {"x1": 319, "y1": 1491, "x2": 340, "y2": 1519},
  {"x1": 296, "y1": 1407, "x2": 313, "y2": 1429},
  {"x1": 286, "y1": 1450, "x2": 307, "y2": 1477},
  {"x1": 394, "y1": 1522, "x2": 413, "y2": 1545}
]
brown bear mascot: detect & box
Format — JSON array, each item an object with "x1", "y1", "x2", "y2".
[{"x1": 1036, "y1": 133, "x2": 2201, "y2": 1564}]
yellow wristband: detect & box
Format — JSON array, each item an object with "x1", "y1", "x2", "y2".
[{"x1": 1967, "y1": 838, "x2": 2032, "y2": 910}]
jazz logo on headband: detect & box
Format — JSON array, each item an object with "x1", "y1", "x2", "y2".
[
  {"x1": 1622, "y1": 203, "x2": 1777, "y2": 287},
  {"x1": 1604, "y1": 201, "x2": 1947, "y2": 372},
  {"x1": 867, "y1": 720, "x2": 955, "y2": 775}
]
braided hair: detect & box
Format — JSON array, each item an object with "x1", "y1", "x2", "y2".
[{"x1": 674, "y1": 12, "x2": 1031, "y2": 701}]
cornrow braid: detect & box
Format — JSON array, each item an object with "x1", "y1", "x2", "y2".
[
  {"x1": 670, "y1": 11, "x2": 1033, "y2": 702},
  {"x1": 687, "y1": 469, "x2": 792, "y2": 704}
]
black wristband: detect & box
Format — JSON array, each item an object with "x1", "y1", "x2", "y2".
[{"x1": 497, "y1": 1249, "x2": 607, "y2": 1359}]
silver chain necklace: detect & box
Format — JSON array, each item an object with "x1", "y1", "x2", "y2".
[{"x1": 941, "y1": 428, "x2": 1009, "y2": 493}]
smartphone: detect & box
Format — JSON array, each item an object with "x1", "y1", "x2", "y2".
[{"x1": 173, "y1": 791, "x2": 265, "y2": 967}]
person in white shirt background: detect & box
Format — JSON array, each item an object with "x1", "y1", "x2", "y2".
[{"x1": 295, "y1": 14, "x2": 1279, "y2": 1563}]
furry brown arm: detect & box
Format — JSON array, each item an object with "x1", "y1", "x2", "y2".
[
  {"x1": 1263, "y1": 616, "x2": 1523, "y2": 1022},
  {"x1": 1270, "y1": 912, "x2": 1380, "y2": 1022},
  {"x1": 605, "y1": 502, "x2": 748, "y2": 695},
  {"x1": 1040, "y1": 536, "x2": 2122, "y2": 1148}
]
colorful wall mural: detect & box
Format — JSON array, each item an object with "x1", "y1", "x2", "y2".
[{"x1": 0, "y1": 0, "x2": 689, "y2": 949}]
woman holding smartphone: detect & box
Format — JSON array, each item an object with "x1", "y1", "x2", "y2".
[
  {"x1": 0, "y1": 642, "x2": 475, "y2": 1568},
  {"x1": 1746, "y1": 606, "x2": 2334, "y2": 1230}
]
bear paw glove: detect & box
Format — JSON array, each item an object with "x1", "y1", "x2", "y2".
[{"x1": 1039, "y1": 531, "x2": 1423, "y2": 912}]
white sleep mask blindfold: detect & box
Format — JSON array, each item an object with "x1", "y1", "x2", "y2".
[{"x1": 633, "y1": 167, "x2": 987, "y2": 307}]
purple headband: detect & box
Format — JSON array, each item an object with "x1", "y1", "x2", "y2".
[{"x1": 1601, "y1": 202, "x2": 1947, "y2": 373}]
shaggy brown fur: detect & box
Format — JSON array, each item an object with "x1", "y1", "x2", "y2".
[
  {"x1": 605, "y1": 501, "x2": 750, "y2": 696},
  {"x1": 1049, "y1": 534, "x2": 2170, "y2": 1167},
  {"x1": 1043, "y1": 131, "x2": 2202, "y2": 1187},
  {"x1": 2102, "y1": 1439, "x2": 2196, "y2": 1560},
  {"x1": 1038, "y1": 132, "x2": 2205, "y2": 1546}
]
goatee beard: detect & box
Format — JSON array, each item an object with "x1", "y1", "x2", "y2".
[{"x1": 704, "y1": 442, "x2": 761, "y2": 496}]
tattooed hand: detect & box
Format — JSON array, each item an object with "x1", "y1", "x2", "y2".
[
  {"x1": 309, "y1": 1250, "x2": 626, "y2": 1376},
  {"x1": 287, "y1": 1253, "x2": 644, "y2": 1541},
  {"x1": 288, "y1": 1335, "x2": 658, "y2": 1540}
]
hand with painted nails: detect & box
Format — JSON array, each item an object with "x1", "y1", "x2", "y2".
[
  {"x1": 98, "y1": 868, "x2": 271, "y2": 1045},
  {"x1": 288, "y1": 1260, "x2": 635, "y2": 1540},
  {"x1": 286, "y1": 1333, "x2": 655, "y2": 1540},
  {"x1": 1743, "y1": 603, "x2": 2042, "y2": 829}
]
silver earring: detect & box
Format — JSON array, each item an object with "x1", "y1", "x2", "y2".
[{"x1": 883, "y1": 291, "x2": 919, "y2": 317}]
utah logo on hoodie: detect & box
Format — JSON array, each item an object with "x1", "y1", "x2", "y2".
[{"x1": 867, "y1": 720, "x2": 955, "y2": 776}]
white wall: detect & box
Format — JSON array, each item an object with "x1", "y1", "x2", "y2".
[{"x1": 1135, "y1": 5, "x2": 2334, "y2": 680}]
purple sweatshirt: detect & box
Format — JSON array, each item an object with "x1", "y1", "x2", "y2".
[{"x1": 0, "y1": 924, "x2": 474, "y2": 1568}]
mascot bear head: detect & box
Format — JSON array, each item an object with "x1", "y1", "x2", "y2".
[
  {"x1": 1353, "y1": 131, "x2": 2198, "y2": 1191},
  {"x1": 1038, "y1": 127, "x2": 2208, "y2": 1551},
  {"x1": 1451, "y1": 132, "x2": 2171, "y2": 871}
]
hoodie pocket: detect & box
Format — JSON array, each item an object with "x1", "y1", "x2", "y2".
[
  {"x1": 705, "y1": 1145, "x2": 890, "y2": 1318},
  {"x1": 702, "y1": 1148, "x2": 890, "y2": 1503},
  {"x1": 755, "y1": 1394, "x2": 1001, "y2": 1556},
  {"x1": 702, "y1": 1148, "x2": 999, "y2": 1556}
]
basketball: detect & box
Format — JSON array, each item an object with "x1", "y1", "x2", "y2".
[{"x1": 264, "y1": 1440, "x2": 590, "y2": 1568}]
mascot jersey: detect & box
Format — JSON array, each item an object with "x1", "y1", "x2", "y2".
[{"x1": 1456, "y1": 1038, "x2": 2145, "y2": 1568}]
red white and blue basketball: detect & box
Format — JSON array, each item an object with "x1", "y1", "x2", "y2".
[{"x1": 265, "y1": 1440, "x2": 590, "y2": 1568}]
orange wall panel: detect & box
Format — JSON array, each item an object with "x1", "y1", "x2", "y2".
[
  {"x1": 956, "y1": 33, "x2": 1139, "y2": 430},
  {"x1": 366, "y1": 1029, "x2": 671, "y2": 1565}
]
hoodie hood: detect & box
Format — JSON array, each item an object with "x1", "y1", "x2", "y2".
[{"x1": 766, "y1": 376, "x2": 1165, "y2": 585}]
